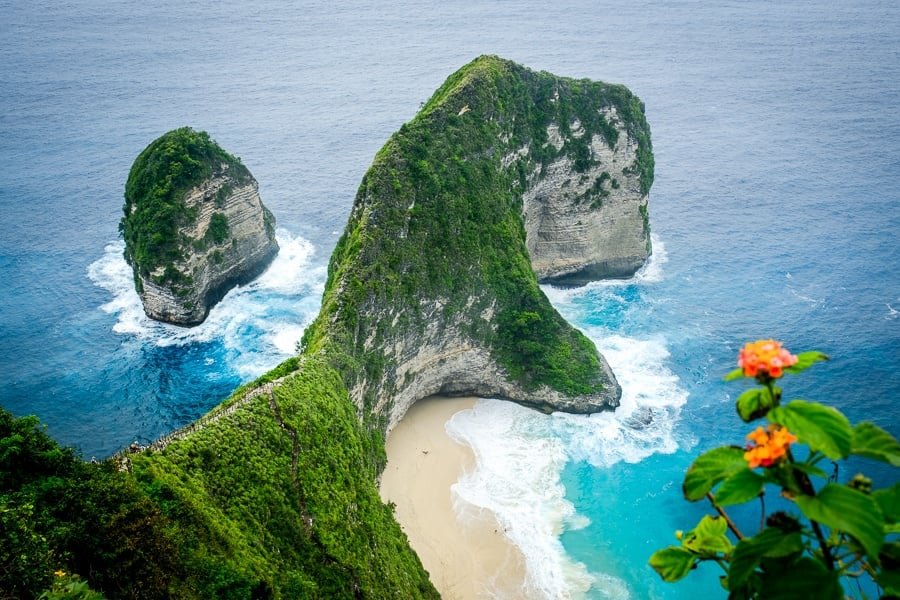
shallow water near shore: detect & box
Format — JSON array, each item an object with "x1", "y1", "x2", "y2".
[{"x1": 2, "y1": 1, "x2": 899, "y2": 597}]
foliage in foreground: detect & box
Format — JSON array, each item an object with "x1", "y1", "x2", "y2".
[
  {"x1": 650, "y1": 340, "x2": 900, "y2": 598},
  {"x1": 0, "y1": 359, "x2": 437, "y2": 599},
  {"x1": 0, "y1": 409, "x2": 178, "y2": 599}
]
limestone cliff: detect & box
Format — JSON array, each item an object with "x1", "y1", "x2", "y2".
[
  {"x1": 299, "y1": 55, "x2": 657, "y2": 431},
  {"x1": 524, "y1": 104, "x2": 653, "y2": 283},
  {"x1": 120, "y1": 128, "x2": 278, "y2": 326}
]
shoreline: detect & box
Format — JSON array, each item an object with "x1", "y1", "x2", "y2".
[{"x1": 380, "y1": 396, "x2": 528, "y2": 599}]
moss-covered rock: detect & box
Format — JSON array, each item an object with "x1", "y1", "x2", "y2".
[
  {"x1": 120, "y1": 128, "x2": 278, "y2": 326},
  {"x1": 302, "y1": 55, "x2": 649, "y2": 430}
]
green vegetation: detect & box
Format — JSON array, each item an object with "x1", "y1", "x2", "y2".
[
  {"x1": 1, "y1": 366, "x2": 436, "y2": 599},
  {"x1": 119, "y1": 127, "x2": 250, "y2": 285},
  {"x1": 0, "y1": 409, "x2": 180, "y2": 599},
  {"x1": 206, "y1": 212, "x2": 230, "y2": 245},
  {"x1": 304, "y1": 55, "x2": 652, "y2": 401},
  {"x1": 650, "y1": 341, "x2": 900, "y2": 598},
  {"x1": 39, "y1": 574, "x2": 105, "y2": 600}
]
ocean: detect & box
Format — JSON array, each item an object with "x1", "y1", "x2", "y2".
[{"x1": 1, "y1": 1, "x2": 898, "y2": 597}]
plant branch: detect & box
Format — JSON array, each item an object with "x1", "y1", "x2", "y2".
[
  {"x1": 713, "y1": 557, "x2": 730, "y2": 574},
  {"x1": 706, "y1": 492, "x2": 744, "y2": 540}
]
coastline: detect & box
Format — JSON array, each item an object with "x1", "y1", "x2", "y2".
[{"x1": 380, "y1": 396, "x2": 528, "y2": 599}]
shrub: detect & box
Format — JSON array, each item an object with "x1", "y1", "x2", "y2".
[{"x1": 649, "y1": 340, "x2": 899, "y2": 598}]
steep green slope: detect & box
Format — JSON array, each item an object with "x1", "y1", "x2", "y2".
[
  {"x1": 1, "y1": 372, "x2": 435, "y2": 599},
  {"x1": 0, "y1": 56, "x2": 653, "y2": 598}
]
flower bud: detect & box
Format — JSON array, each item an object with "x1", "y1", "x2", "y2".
[{"x1": 849, "y1": 473, "x2": 872, "y2": 494}]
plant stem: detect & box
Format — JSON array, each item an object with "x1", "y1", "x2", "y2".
[
  {"x1": 787, "y1": 449, "x2": 836, "y2": 569},
  {"x1": 766, "y1": 380, "x2": 780, "y2": 407},
  {"x1": 713, "y1": 557, "x2": 729, "y2": 574},
  {"x1": 810, "y1": 521, "x2": 835, "y2": 569},
  {"x1": 706, "y1": 492, "x2": 744, "y2": 540},
  {"x1": 759, "y1": 493, "x2": 766, "y2": 533}
]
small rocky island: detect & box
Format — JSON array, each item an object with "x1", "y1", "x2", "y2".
[{"x1": 119, "y1": 127, "x2": 278, "y2": 325}]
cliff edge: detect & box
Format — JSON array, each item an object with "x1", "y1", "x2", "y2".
[{"x1": 120, "y1": 128, "x2": 279, "y2": 326}]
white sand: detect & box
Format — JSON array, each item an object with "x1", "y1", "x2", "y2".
[{"x1": 380, "y1": 396, "x2": 528, "y2": 599}]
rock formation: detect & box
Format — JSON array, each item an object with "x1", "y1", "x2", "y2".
[
  {"x1": 120, "y1": 128, "x2": 278, "y2": 325},
  {"x1": 300, "y1": 55, "x2": 654, "y2": 431}
]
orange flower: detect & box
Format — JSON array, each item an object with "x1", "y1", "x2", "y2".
[
  {"x1": 738, "y1": 339, "x2": 798, "y2": 379},
  {"x1": 744, "y1": 424, "x2": 797, "y2": 468}
]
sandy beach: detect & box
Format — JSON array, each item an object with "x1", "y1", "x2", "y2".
[{"x1": 380, "y1": 396, "x2": 528, "y2": 599}]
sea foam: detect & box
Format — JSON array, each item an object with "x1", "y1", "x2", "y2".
[
  {"x1": 86, "y1": 229, "x2": 324, "y2": 379},
  {"x1": 446, "y1": 234, "x2": 685, "y2": 599}
]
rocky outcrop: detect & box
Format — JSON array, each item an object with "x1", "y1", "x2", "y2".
[
  {"x1": 368, "y1": 302, "x2": 620, "y2": 433},
  {"x1": 523, "y1": 106, "x2": 652, "y2": 284},
  {"x1": 121, "y1": 128, "x2": 278, "y2": 326},
  {"x1": 137, "y1": 172, "x2": 278, "y2": 324},
  {"x1": 300, "y1": 56, "x2": 655, "y2": 431}
]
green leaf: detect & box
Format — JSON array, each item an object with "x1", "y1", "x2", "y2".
[
  {"x1": 760, "y1": 556, "x2": 842, "y2": 600},
  {"x1": 724, "y1": 367, "x2": 745, "y2": 381},
  {"x1": 682, "y1": 515, "x2": 733, "y2": 554},
  {"x1": 735, "y1": 387, "x2": 779, "y2": 422},
  {"x1": 789, "y1": 461, "x2": 828, "y2": 480},
  {"x1": 649, "y1": 546, "x2": 697, "y2": 582},
  {"x1": 879, "y1": 541, "x2": 900, "y2": 595},
  {"x1": 873, "y1": 483, "x2": 900, "y2": 524},
  {"x1": 879, "y1": 568, "x2": 900, "y2": 597},
  {"x1": 727, "y1": 527, "x2": 804, "y2": 589},
  {"x1": 682, "y1": 446, "x2": 747, "y2": 501},
  {"x1": 714, "y1": 468, "x2": 765, "y2": 506},
  {"x1": 794, "y1": 483, "x2": 885, "y2": 564},
  {"x1": 784, "y1": 350, "x2": 829, "y2": 374},
  {"x1": 851, "y1": 422, "x2": 900, "y2": 466},
  {"x1": 768, "y1": 400, "x2": 852, "y2": 459}
]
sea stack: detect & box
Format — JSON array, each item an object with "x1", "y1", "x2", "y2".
[{"x1": 120, "y1": 128, "x2": 278, "y2": 326}]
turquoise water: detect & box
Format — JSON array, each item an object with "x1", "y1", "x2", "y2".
[{"x1": 2, "y1": 1, "x2": 898, "y2": 597}]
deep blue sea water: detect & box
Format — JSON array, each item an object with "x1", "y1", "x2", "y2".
[{"x1": 2, "y1": 1, "x2": 898, "y2": 597}]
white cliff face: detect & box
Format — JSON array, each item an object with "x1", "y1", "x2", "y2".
[
  {"x1": 351, "y1": 296, "x2": 620, "y2": 434},
  {"x1": 521, "y1": 108, "x2": 650, "y2": 284},
  {"x1": 138, "y1": 166, "x2": 278, "y2": 325}
]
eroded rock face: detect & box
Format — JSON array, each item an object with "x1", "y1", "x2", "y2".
[
  {"x1": 361, "y1": 298, "x2": 620, "y2": 433},
  {"x1": 523, "y1": 107, "x2": 651, "y2": 284},
  {"x1": 137, "y1": 170, "x2": 278, "y2": 325},
  {"x1": 121, "y1": 128, "x2": 278, "y2": 326}
]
